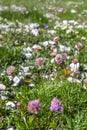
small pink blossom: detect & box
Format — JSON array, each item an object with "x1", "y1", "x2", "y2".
[
  {"x1": 50, "y1": 45, "x2": 56, "y2": 50},
  {"x1": 6, "y1": 66, "x2": 15, "y2": 75},
  {"x1": 75, "y1": 42, "x2": 83, "y2": 49},
  {"x1": 72, "y1": 59, "x2": 78, "y2": 64},
  {"x1": 16, "y1": 102, "x2": 22, "y2": 109},
  {"x1": 53, "y1": 36, "x2": 60, "y2": 43},
  {"x1": 62, "y1": 53, "x2": 68, "y2": 59},
  {"x1": 35, "y1": 58, "x2": 44, "y2": 66},
  {"x1": 50, "y1": 52, "x2": 56, "y2": 57},
  {"x1": 55, "y1": 54, "x2": 63, "y2": 65},
  {"x1": 66, "y1": 66, "x2": 71, "y2": 71},
  {"x1": 27, "y1": 99, "x2": 41, "y2": 114}
]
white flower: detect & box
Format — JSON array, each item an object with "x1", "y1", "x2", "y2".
[
  {"x1": 59, "y1": 45, "x2": 71, "y2": 52},
  {"x1": 47, "y1": 30, "x2": 56, "y2": 35},
  {"x1": 29, "y1": 84, "x2": 35, "y2": 88},
  {"x1": 50, "y1": 58, "x2": 55, "y2": 63},
  {"x1": 71, "y1": 9, "x2": 77, "y2": 13},
  {"x1": 0, "y1": 84, "x2": 6, "y2": 90},
  {"x1": 23, "y1": 47, "x2": 32, "y2": 52},
  {"x1": 6, "y1": 126, "x2": 15, "y2": 130},
  {"x1": 43, "y1": 41, "x2": 49, "y2": 47},
  {"x1": 32, "y1": 44, "x2": 42, "y2": 50},
  {"x1": 53, "y1": 48, "x2": 57, "y2": 53},
  {"x1": 63, "y1": 20, "x2": 68, "y2": 25},
  {"x1": 67, "y1": 77, "x2": 81, "y2": 83},
  {"x1": 12, "y1": 76, "x2": 20, "y2": 86},
  {"x1": 13, "y1": 76, "x2": 20, "y2": 83},
  {"x1": 49, "y1": 40, "x2": 55, "y2": 45},
  {"x1": 1, "y1": 95, "x2": 7, "y2": 100},
  {"x1": 6, "y1": 101, "x2": 15, "y2": 109},
  {"x1": 29, "y1": 23, "x2": 39, "y2": 29},
  {"x1": 22, "y1": 67, "x2": 29, "y2": 73},
  {"x1": 70, "y1": 62, "x2": 79, "y2": 72},
  {"x1": 31, "y1": 29, "x2": 39, "y2": 36},
  {"x1": 24, "y1": 53, "x2": 32, "y2": 59},
  {"x1": 45, "y1": 13, "x2": 54, "y2": 18}
]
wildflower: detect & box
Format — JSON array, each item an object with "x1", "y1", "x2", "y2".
[
  {"x1": 27, "y1": 99, "x2": 41, "y2": 114},
  {"x1": 43, "y1": 41, "x2": 49, "y2": 47},
  {"x1": 53, "y1": 36, "x2": 60, "y2": 43},
  {"x1": 47, "y1": 30, "x2": 56, "y2": 35},
  {"x1": 50, "y1": 52, "x2": 56, "y2": 57},
  {"x1": 72, "y1": 59, "x2": 78, "y2": 64},
  {"x1": 50, "y1": 97, "x2": 63, "y2": 113},
  {"x1": 67, "y1": 77, "x2": 81, "y2": 83},
  {"x1": 50, "y1": 45, "x2": 56, "y2": 51},
  {"x1": 29, "y1": 83, "x2": 35, "y2": 88},
  {"x1": 31, "y1": 29, "x2": 39, "y2": 36},
  {"x1": 71, "y1": 9, "x2": 77, "y2": 13},
  {"x1": 44, "y1": 24, "x2": 49, "y2": 29},
  {"x1": 6, "y1": 126, "x2": 15, "y2": 130},
  {"x1": 32, "y1": 44, "x2": 42, "y2": 51},
  {"x1": 55, "y1": 54, "x2": 63, "y2": 65},
  {"x1": 6, "y1": 66, "x2": 15, "y2": 75},
  {"x1": 29, "y1": 23, "x2": 39, "y2": 29},
  {"x1": 70, "y1": 59, "x2": 79, "y2": 72},
  {"x1": 62, "y1": 53, "x2": 68, "y2": 59},
  {"x1": 12, "y1": 76, "x2": 21, "y2": 86},
  {"x1": 24, "y1": 53, "x2": 32, "y2": 59},
  {"x1": 75, "y1": 42, "x2": 83, "y2": 49},
  {"x1": 35, "y1": 57, "x2": 44, "y2": 66},
  {"x1": 0, "y1": 84, "x2": 6, "y2": 90},
  {"x1": 59, "y1": 44, "x2": 71, "y2": 52},
  {"x1": 21, "y1": 66, "x2": 29, "y2": 73},
  {"x1": 6, "y1": 101, "x2": 16, "y2": 109},
  {"x1": 16, "y1": 102, "x2": 22, "y2": 109}
]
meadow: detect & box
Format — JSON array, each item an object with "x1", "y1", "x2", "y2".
[{"x1": 0, "y1": 0, "x2": 87, "y2": 130}]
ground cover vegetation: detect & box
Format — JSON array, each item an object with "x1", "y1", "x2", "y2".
[{"x1": 0, "y1": 0, "x2": 87, "y2": 130}]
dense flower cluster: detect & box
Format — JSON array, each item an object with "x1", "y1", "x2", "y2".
[
  {"x1": 50, "y1": 97, "x2": 64, "y2": 113},
  {"x1": 27, "y1": 99, "x2": 41, "y2": 114}
]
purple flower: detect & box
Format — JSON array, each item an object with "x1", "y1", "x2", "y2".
[
  {"x1": 44, "y1": 24, "x2": 49, "y2": 29},
  {"x1": 27, "y1": 99, "x2": 41, "y2": 114},
  {"x1": 50, "y1": 97, "x2": 63, "y2": 113}
]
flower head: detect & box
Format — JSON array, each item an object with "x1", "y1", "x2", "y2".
[
  {"x1": 27, "y1": 99, "x2": 41, "y2": 114},
  {"x1": 70, "y1": 59, "x2": 79, "y2": 72},
  {"x1": 35, "y1": 58, "x2": 44, "y2": 66},
  {"x1": 6, "y1": 66, "x2": 15, "y2": 75},
  {"x1": 16, "y1": 102, "x2": 22, "y2": 109},
  {"x1": 50, "y1": 97, "x2": 63, "y2": 113},
  {"x1": 72, "y1": 59, "x2": 78, "y2": 64},
  {"x1": 0, "y1": 84, "x2": 6, "y2": 91},
  {"x1": 44, "y1": 24, "x2": 49, "y2": 29},
  {"x1": 53, "y1": 36, "x2": 60, "y2": 43},
  {"x1": 75, "y1": 42, "x2": 83, "y2": 49},
  {"x1": 55, "y1": 54, "x2": 63, "y2": 65},
  {"x1": 32, "y1": 44, "x2": 42, "y2": 51}
]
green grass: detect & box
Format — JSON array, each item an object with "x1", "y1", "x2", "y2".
[{"x1": 0, "y1": 0, "x2": 87, "y2": 130}]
